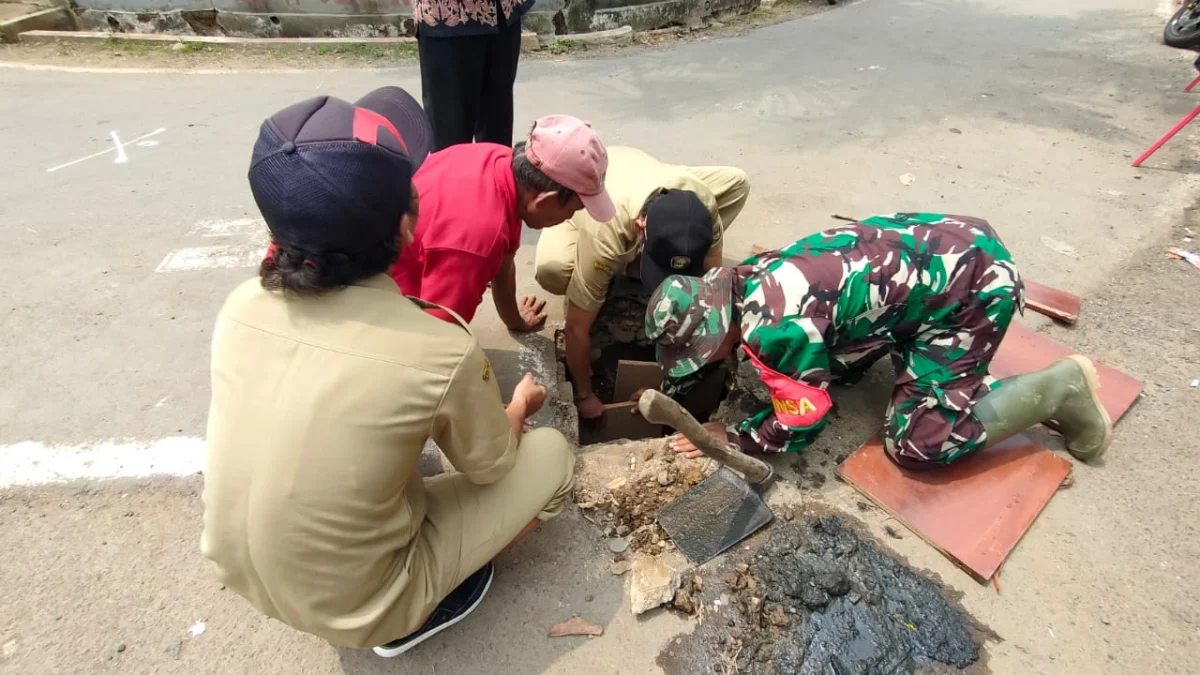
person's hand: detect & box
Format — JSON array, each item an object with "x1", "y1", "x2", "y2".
[
  {"x1": 508, "y1": 295, "x2": 547, "y2": 332},
  {"x1": 669, "y1": 422, "x2": 729, "y2": 459},
  {"x1": 576, "y1": 392, "x2": 606, "y2": 420},
  {"x1": 513, "y1": 373, "x2": 547, "y2": 418},
  {"x1": 628, "y1": 387, "x2": 650, "y2": 414}
]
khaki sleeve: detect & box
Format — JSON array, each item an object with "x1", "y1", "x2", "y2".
[
  {"x1": 431, "y1": 339, "x2": 518, "y2": 484},
  {"x1": 565, "y1": 227, "x2": 619, "y2": 313}
]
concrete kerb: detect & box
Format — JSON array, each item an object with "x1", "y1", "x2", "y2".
[
  {"x1": 0, "y1": 7, "x2": 75, "y2": 43},
  {"x1": 15, "y1": 29, "x2": 561, "y2": 52}
]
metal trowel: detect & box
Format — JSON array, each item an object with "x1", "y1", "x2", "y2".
[{"x1": 638, "y1": 390, "x2": 776, "y2": 565}]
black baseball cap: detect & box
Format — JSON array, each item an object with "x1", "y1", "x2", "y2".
[
  {"x1": 248, "y1": 86, "x2": 433, "y2": 256},
  {"x1": 640, "y1": 189, "x2": 714, "y2": 292}
]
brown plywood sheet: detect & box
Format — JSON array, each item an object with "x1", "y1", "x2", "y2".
[
  {"x1": 837, "y1": 434, "x2": 1071, "y2": 582},
  {"x1": 1024, "y1": 280, "x2": 1082, "y2": 324},
  {"x1": 614, "y1": 360, "x2": 660, "y2": 404},
  {"x1": 578, "y1": 402, "x2": 664, "y2": 445},
  {"x1": 992, "y1": 322, "x2": 1143, "y2": 422}
]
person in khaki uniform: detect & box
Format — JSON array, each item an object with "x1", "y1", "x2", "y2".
[
  {"x1": 533, "y1": 145, "x2": 750, "y2": 419},
  {"x1": 202, "y1": 90, "x2": 575, "y2": 660}
]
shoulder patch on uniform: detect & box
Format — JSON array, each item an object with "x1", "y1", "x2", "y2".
[
  {"x1": 482, "y1": 359, "x2": 491, "y2": 382},
  {"x1": 593, "y1": 261, "x2": 614, "y2": 275}
]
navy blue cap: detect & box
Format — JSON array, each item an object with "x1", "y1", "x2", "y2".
[
  {"x1": 248, "y1": 86, "x2": 432, "y2": 256},
  {"x1": 640, "y1": 189, "x2": 714, "y2": 292}
]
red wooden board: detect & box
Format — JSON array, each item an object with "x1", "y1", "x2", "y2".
[
  {"x1": 837, "y1": 434, "x2": 1071, "y2": 582},
  {"x1": 1024, "y1": 280, "x2": 1082, "y2": 324},
  {"x1": 991, "y1": 322, "x2": 1143, "y2": 422}
]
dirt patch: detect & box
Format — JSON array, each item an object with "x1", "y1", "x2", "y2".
[
  {"x1": 574, "y1": 438, "x2": 717, "y2": 557},
  {"x1": 657, "y1": 511, "x2": 991, "y2": 675}
]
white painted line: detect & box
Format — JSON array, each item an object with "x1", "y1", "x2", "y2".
[
  {"x1": 188, "y1": 217, "x2": 266, "y2": 238},
  {"x1": 156, "y1": 243, "x2": 266, "y2": 272},
  {"x1": 110, "y1": 131, "x2": 129, "y2": 164},
  {"x1": 46, "y1": 127, "x2": 166, "y2": 173},
  {"x1": 0, "y1": 437, "x2": 204, "y2": 488}
]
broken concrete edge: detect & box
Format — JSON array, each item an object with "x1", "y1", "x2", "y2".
[
  {"x1": 554, "y1": 25, "x2": 634, "y2": 47},
  {"x1": 14, "y1": 27, "x2": 641, "y2": 53},
  {"x1": 17, "y1": 29, "x2": 422, "y2": 50},
  {"x1": 0, "y1": 7, "x2": 75, "y2": 44}
]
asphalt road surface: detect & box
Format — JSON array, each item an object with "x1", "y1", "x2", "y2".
[{"x1": 2, "y1": 0, "x2": 1199, "y2": 673}]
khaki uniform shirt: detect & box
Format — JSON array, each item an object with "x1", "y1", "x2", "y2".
[
  {"x1": 200, "y1": 274, "x2": 515, "y2": 647},
  {"x1": 566, "y1": 146, "x2": 724, "y2": 312}
]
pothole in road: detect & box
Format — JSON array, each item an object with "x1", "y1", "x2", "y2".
[{"x1": 657, "y1": 511, "x2": 991, "y2": 675}]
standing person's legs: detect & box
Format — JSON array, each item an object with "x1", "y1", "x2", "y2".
[
  {"x1": 475, "y1": 17, "x2": 523, "y2": 145},
  {"x1": 533, "y1": 221, "x2": 581, "y2": 296},
  {"x1": 684, "y1": 165, "x2": 751, "y2": 230},
  {"x1": 418, "y1": 31, "x2": 487, "y2": 150}
]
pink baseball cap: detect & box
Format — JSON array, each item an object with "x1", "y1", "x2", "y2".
[{"x1": 525, "y1": 115, "x2": 616, "y2": 223}]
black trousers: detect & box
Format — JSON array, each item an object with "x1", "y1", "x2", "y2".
[{"x1": 417, "y1": 19, "x2": 523, "y2": 151}]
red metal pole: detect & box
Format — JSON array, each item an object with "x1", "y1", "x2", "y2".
[
  {"x1": 1186, "y1": 73, "x2": 1200, "y2": 92},
  {"x1": 1132, "y1": 104, "x2": 1200, "y2": 167}
]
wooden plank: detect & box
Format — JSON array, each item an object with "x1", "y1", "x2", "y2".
[
  {"x1": 836, "y1": 434, "x2": 1071, "y2": 582},
  {"x1": 1024, "y1": 280, "x2": 1082, "y2": 324},
  {"x1": 614, "y1": 360, "x2": 660, "y2": 404},
  {"x1": 578, "y1": 402, "x2": 665, "y2": 445},
  {"x1": 992, "y1": 321, "x2": 1143, "y2": 423}
]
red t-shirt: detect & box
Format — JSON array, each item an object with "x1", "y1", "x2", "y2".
[{"x1": 391, "y1": 143, "x2": 521, "y2": 324}]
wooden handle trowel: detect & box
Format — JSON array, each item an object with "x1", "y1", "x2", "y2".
[{"x1": 638, "y1": 390, "x2": 776, "y2": 564}]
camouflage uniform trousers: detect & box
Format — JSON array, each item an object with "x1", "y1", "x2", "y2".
[{"x1": 880, "y1": 264, "x2": 1024, "y2": 467}]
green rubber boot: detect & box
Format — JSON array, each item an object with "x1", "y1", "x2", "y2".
[{"x1": 973, "y1": 355, "x2": 1113, "y2": 462}]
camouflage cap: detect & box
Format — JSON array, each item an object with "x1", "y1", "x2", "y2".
[{"x1": 645, "y1": 267, "x2": 735, "y2": 395}]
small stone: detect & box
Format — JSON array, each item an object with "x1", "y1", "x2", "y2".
[
  {"x1": 692, "y1": 575, "x2": 703, "y2": 593},
  {"x1": 219, "y1": 585, "x2": 226, "y2": 591},
  {"x1": 856, "y1": 501, "x2": 872, "y2": 512},
  {"x1": 123, "y1": 511, "x2": 135, "y2": 517},
  {"x1": 615, "y1": 524, "x2": 630, "y2": 537},
  {"x1": 884, "y1": 525, "x2": 903, "y2": 539},
  {"x1": 610, "y1": 560, "x2": 633, "y2": 576},
  {"x1": 609, "y1": 537, "x2": 631, "y2": 554},
  {"x1": 170, "y1": 42, "x2": 186, "y2": 51},
  {"x1": 629, "y1": 556, "x2": 684, "y2": 615},
  {"x1": 656, "y1": 470, "x2": 673, "y2": 487},
  {"x1": 949, "y1": 127, "x2": 962, "y2": 134},
  {"x1": 1101, "y1": 617, "x2": 1111, "y2": 626},
  {"x1": 584, "y1": 594, "x2": 594, "y2": 602},
  {"x1": 116, "y1": 644, "x2": 126, "y2": 653},
  {"x1": 672, "y1": 587, "x2": 697, "y2": 614},
  {"x1": 736, "y1": 563, "x2": 750, "y2": 574}
]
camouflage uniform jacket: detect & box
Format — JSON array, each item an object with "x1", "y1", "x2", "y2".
[{"x1": 732, "y1": 213, "x2": 1023, "y2": 454}]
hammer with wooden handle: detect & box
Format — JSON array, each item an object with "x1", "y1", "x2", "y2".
[{"x1": 638, "y1": 389, "x2": 774, "y2": 487}]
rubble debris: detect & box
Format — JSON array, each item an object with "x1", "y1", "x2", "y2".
[
  {"x1": 656, "y1": 514, "x2": 985, "y2": 675},
  {"x1": 1168, "y1": 246, "x2": 1200, "y2": 271},
  {"x1": 629, "y1": 554, "x2": 687, "y2": 615},
  {"x1": 574, "y1": 438, "x2": 715, "y2": 556},
  {"x1": 610, "y1": 560, "x2": 634, "y2": 576},
  {"x1": 549, "y1": 616, "x2": 604, "y2": 638}
]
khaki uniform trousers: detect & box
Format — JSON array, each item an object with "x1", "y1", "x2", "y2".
[{"x1": 394, "y1": 427, "x2": 575, "y2": 640}]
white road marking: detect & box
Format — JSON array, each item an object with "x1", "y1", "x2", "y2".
[
  {"x1": 156, "y1": 243, "x2": 266, "y2": 272},
  {"x1": 0, "y1": 437, "x2": 204, "y2": 488},
  {"x1": 188, "y1": 217, "x2": 265, "y2": 238},
  {"x1": 110, "y1": 131, "x2": 129, "y2": 164},
  {"x1": 46, "y1": 127, "x2": 166, "y2": 173}
]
